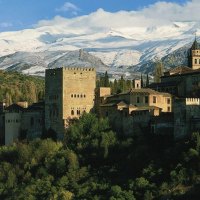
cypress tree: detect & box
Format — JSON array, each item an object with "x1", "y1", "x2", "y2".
[
  {"x1": 104, "y1": 71, "x2": 109, "y2": 87},
  {"x1": 141, "y1": 73, "x2": 144, "y2": 88},
  {"x1": 146, "y1": 73, "x2": 149, "y2": 87},
  {"x1": 154, "y1": 59, "x2": 164, "y2": 83}
]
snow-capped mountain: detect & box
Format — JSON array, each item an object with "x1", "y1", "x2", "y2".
[{"x1": 0, "y1": 9, "x2": 199, "y2": 76}]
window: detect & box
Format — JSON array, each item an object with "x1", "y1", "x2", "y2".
[
  {"x1": 30, "y1": 117, "x2": 34, "y2": 127},
  {"x1": 145, "y1": 96, "x2": 148, "y2": 103},
  {"x1": 71, "y1": 110, "x2": 74, "y2": 115},
  {"x1": 195, "y1": 59, "x2": 197, "y2": 64},
  {"x1": 137, "y1": 96, "x2": 140, "y2": 103},
  {"x1": 84, "y1": 94, "x2": 86, "y2": 98},
  {"x1": 74, "y1": 94, "x2": 76, "y2": 98},
  {"x1": 167, "y1": 106, "x2": 170, "y2": 112},
  {"x1": 71, "y1": 94, "x2": 73, "y2": 98},
  {"x1": 167, "y1": 98, "x2": 170, "y2": 104},
  {"x1": 153, "y1": 96, "x2": 157, "y2": 103},
  {"x1": 77, "y1": 109, "x2": 80, "y2": 115}
]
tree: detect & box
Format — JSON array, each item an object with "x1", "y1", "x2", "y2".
[
  {"x1": 141, "y1": 73, "x2": 144, "y2": 88},
  {"x1": 146, "y1": 74, "x2": 149, "y2": 87},
  {"x1": 104, "y1": 71, "x2": 110, "y2": 87},
  {"x1": 154, "y1": 59, "x2": 164, "y2": 83},
  {"x1": 64, "y1": 113, "x2": 116, "y2": 160}
]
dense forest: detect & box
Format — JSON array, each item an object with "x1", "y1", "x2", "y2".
[
  {"x1": 0, "y1": 113, "x2": 200, "y2": 200},
  {"x1": 0, "y1": 70, "x2": 44, "y2": 104}
]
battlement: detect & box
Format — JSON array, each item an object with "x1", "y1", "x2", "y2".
[
  {"x1": 46, "y1": 67, "x2": 95, "y2": 72},
  {"x1": 63, "y1": 67, "x2": 95, "y2": 71},
  {"x1": 186, "y1": 98, "x2": 200, "y2": 105}
]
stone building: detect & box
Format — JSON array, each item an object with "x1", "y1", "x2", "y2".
[
  {"x1": 21, "y1": 102, "x2": 44, "y2": 139},
  {"x1": 149, "y1": 39, "x2": 200, "y2": 97},
  {"x1": 100, "y1": 88, "x2": 172, "y2": 114},
  {"x1": 45, "y1": 67, "x2": 96, "y2": 137},
  {"x1": 0, "y1": 102, "x2": 44, "y2": 145},
  {"x1": 97, "y1": 86, "x2": 172, "y2": 135},
  {"x1": 174, "y1": 98, "x2": 200, "y2": 139}
]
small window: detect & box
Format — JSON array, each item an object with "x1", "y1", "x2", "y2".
[
  {"x1": 137, "y1": 96, "x2": 140, "y2": 103},
  {"x1": 84, "y1": 94, "x2": 86, "y2": 98},
  {"x1": 71, "y1": 110, "x2": 74, "y2": 115},
  {"x1": 167, "y1": 98, "x2": 170, "y2": 104},
  {"x1": 153, "y1": 96, "x2": 157, "y2": 103},
  {"x1": 195, "y1": 59, "x2": 197, "y2": 64},
  {"x1": 167, "y1": 107, "x2": 170, "y2": 112},
  {"x1": 71, "y1": 94, "x2": 73, "y2": 98},
  {"x1": 74, "y1": 94, "x2": 76, "y2": 98},
  {"x1": 145, "y1": 96, "x2": 148, "y2": 103},
  {"x1": 77, "y1": 94, "x2": 79, "y2": 98},
  {"x1": 77, "y1": 110, "x2": 80, "y2": 115},
  {"x1": 81, "y1": 94, "x2": 83, "y2": 98}
]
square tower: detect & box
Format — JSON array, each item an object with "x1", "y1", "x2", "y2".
[
  {"x1": 45, "y1": 67, "x2": 96, "y2": 137},
  {"x1": 133, "y1": 79, "x2": 141, "y2": 89},
  {"x1": 188, "y1": 38, "x2": 200, "y2": 70}
]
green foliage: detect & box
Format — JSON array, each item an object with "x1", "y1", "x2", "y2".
[
  {"x1": 0, "y1": 70, "x2": 44, "y2": 104},
  {"x1": 0, "y1": 116, "x2": 200, "y2": 199},
  {"x1": 65, "y1": 113, "x2": 116, "y2": 160},
  {"x1": 97, "y1": 72, "x2": 140, "y2": 94},
  {"x1": 153, "y1": 59, "x2": 163, "y2": 83},
  {"x1": 109, "y1": 185, "x2": 135, "y2": 200}
]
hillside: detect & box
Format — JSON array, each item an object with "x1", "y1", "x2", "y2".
[{"x1": 0, "y1": 70, "x2": 44, "y2": 104}]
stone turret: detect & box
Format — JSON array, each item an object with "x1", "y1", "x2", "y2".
[{"x1": 188, "y1": 37, "x2": 200, "y2": 70}]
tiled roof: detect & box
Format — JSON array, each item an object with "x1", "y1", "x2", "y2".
[
  {"x1": 191, "y1": 39, "x2": 200, "y2": 50},
  {"x1": 163, "y1": 66, "x2": 193, "y2": 76},
  {"x1": 163, "y1": 66, "x2": 200, "y2": 78},
  {"x1": 100, "y1": 100, "x2": 128, "y2": 107}
]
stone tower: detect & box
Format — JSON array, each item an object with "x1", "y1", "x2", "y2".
[
  {"x1": 188, "y1": 37, "x2": 200, "y2": 70},
  {"x1": 45, "y1": 67, "x2": 96, "y2": 137},
  {"x1": 132, "y1": 79, "x2": 141, "y2": 89}
]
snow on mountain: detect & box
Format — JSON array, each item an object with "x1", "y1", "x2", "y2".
[{"x1": 0, "y1": 9, "x2": 200, "y2": 76}]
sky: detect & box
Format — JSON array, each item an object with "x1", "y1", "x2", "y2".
[{"x1": 0, "y1": 0, "x2": 194, "y2": 32}]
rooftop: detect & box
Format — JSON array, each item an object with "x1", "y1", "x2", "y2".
[{"x1": 162, "y1": 66, "x2": 200, "y2": 78}]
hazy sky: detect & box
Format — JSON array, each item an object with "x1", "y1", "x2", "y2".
[{"x1": 0, "y1": 0, "x2": 193, "y2": 32}]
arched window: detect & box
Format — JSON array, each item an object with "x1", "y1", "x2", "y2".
[
  {"x1": 71, "y1": 110, "x2": 74, "y2": 115},
  {"x1": 77, "y1": 109, "x2": 80, "y2": 115},
  {"x1": 71, "y1": 94, "x2": 73, "y2": 98}
]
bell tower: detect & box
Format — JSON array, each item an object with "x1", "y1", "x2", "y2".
[{"x1": 188, "y1": 36, "x2": 200, "y2": 70}]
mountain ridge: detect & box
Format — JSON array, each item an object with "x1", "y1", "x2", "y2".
[{"x1": 0, "y1": 10, "x2": 199, "y2": 76}]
